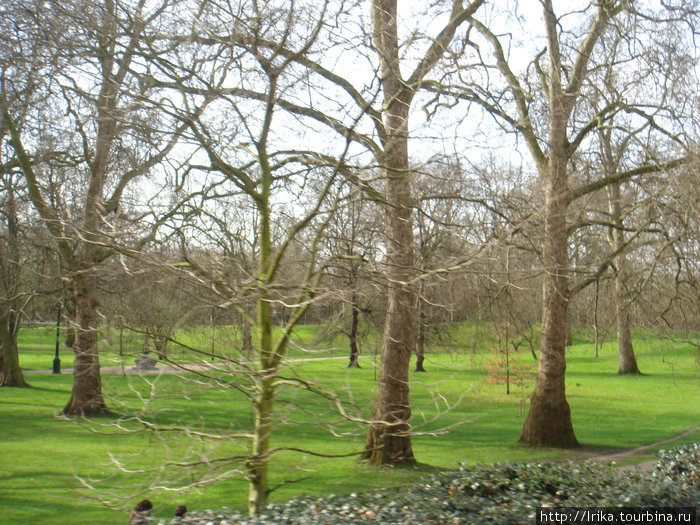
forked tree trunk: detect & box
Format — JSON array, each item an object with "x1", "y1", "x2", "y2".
[
  {"x1": 519, "y1": 172, "x2": 578, "y2": 447},
  {"x1": 362, "y1": 0, "x2": 416, "y2": 466},
  {"x1": 62, "y1": 272, "x2": 108, "y2": 416},
  {"x1": 518, "y1": 0, "x2": 595, "y2": 447}
]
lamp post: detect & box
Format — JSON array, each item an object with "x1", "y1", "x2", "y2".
[{"x1": 52, "y1": 304, "x2": 61, "y2": 374}]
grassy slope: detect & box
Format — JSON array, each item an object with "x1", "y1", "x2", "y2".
[{"x1": 2, "y1": 325, "x2": 698, "y2": 524}]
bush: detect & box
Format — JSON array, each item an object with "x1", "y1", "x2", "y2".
[
  {"x1": 163, "y1": 444, "x2": 700, "y2": 524},
  {"x1": 652, "y1": 442, "x2": 700, "y2": 488}
]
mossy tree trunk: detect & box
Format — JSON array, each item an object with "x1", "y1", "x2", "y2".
[{"x1": 247, "y1": 137, "x2": 276, "y2": 513}]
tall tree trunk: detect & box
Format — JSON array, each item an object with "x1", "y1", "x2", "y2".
[
  {"x1": 363, "y1": 0, "x2": 484, "y2": 462},
  {"x1": 362, "y1": 142, "x2": 416, "y2": 462},
  {"x1": 518, "y1": 0, "x2": 590, "y2": 447},
  {"x1": 519, "y1": 168, "x2": 579, "y2": 447},
  {"x1": 62, "y1": 271, "x2": 108, "y2": 416},
  {"x1": 608, "y1": 182, "x2": 641, "y2": 375},
  {"x1": 348, "y1": 288, "x2": 360, "y2": 368},
  {"x1": 362, "y1": 137, "x2": 415, "y2": 462},
  {"x1": 247, "y1": 149, "x2": 276, "y2": 514},
  {"x1": 362, "y1": 0, "x2": 416, "y2": 465}
]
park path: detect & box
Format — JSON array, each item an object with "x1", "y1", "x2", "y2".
[
  {"x1": 24, "y1": 355, "x2": 350, "y2": 376},
  {"x1": 577, "y1": 425, "x2": 700, "y2": 473}
]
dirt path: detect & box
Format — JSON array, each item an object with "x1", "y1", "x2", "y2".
[{"x1": 577, "y1": 425, "x2": 700, "y2": 473}]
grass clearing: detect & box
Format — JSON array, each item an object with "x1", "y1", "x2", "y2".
[{"x1": 2, "y1": 327, "x2": 698, "y2": 524}]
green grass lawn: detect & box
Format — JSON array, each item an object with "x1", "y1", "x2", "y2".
[{"x1": 2, "y1": 326, "x2": 698, "y2": 524}]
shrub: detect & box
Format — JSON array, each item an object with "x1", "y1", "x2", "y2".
[
  {"x1": 163, "y1": 444, "x2": 700, "y2": 524},
  {"x1": 652, "y1": 443, "x2": 700, "y2": 488}
]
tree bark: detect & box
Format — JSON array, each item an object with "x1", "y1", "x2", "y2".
[
  {"x1": 247, "y1": 376, "x2": 274, "y2": 516},
  {"x1": 516, "y1": 0, "x2": 612, "y2": 447},
  {"x1": 362, "y1": 0, "x2": 416, "y2": 466},
  {"x1": 242, "y1": 315, "x2": 253, "y2": 360},
  {"x1": 615, "y1": 301, "x2": 639, "y2": 375},
  {"x1": 362, "y1": 128, "x2": 416, "y2": 462},
  {"x1": 0, "y1": 178, "x2": 29, "y2": 388},
  {"x1": 519, "y1": 173, "x2": 578, "y2": 447},
  {"x1": 415, "y1": 293, "x2": 426, "y2": 373},
  {"x1": 62, "y1": 271, "x2": 108, "y2": 416},
  {"x1": 608, "y1": 183, "x2": 641, "y2": 375},
  {"x1": 348, "y1": 289, "x2": 360, "y2": 368},
  {"x1": 0, "y1": 310, "x2": 29, "y2": 387}
]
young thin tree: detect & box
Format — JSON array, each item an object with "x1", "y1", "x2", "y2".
[
  {"x1": 137, "y1": 0, "x2": 369, "y2": 512},
  {"x1": 321, "y1": 184, "x2": 382, "y2": 369}
]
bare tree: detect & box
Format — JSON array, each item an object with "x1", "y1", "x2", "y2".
[
  {"x1": 412, "y1": 162, "x2": 473, "y2": 372},
  {"x1": 161, "y1": 0, "x2": 487, "y2": 465},
  {"x1": 604, "y1": 160, "x2": 641, "y2": 375},
  {"x1": 361, "y1": 0, "x2": 486, "y2": 465},
  {"x1": 126, "y1": 0, "x2": 373, "y2": 513},
  {"x1": 1, "y1": 0, "x2": 184, "y2": 414},
  {"x1": 426, "y1": 0, "x2": 698, "y2": 446},
  {"x1": 321, "y1": 183, "x2": 383, "y2": 368}
]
